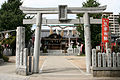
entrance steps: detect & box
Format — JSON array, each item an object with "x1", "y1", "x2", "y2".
[
  {"x1": 40, "y1": 52, "x2": 78, "y2": 56},
  {"x1": 48, "y1": 50, "x2": 63, "y2": 54}
]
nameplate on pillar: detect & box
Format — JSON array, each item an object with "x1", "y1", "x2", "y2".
[{"x1": 59, "y1": 5, "x2": 67, "y2": 21}]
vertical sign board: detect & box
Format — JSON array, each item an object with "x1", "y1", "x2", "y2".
[
  {"x1": 102, "y1": 18, "x2": 109, "y2": 52},
  {"x1": 102, "y1": 18, "x2": 109, "y2": 43},
  {"x1": 59, "y1": 5, "x2": 67, "y2": 21}
]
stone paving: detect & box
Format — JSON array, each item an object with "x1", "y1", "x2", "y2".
[
  {"x1": 0, "y1": 56, "x2": 120, "y2": 80},
  {"x1": 0, "y1": 62, "x2": 29, "y2": 80},
  {"x1": 40, "y1": 56, "x2": 83, "y2": 74}
]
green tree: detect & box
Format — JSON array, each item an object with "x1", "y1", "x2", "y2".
[
  {"x1": 0, "y1": 0, "x2": 24, "y2": 31},
  {"x1": 0, "y1": 0, "x2": 33, "y2": 55},
  {"x1": 77, "y1": 0, "x2": 102, "y2": 48}
]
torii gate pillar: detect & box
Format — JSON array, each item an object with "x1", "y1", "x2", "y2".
[
  {"x1": 33, "y1": 12, "x2": 42, "y2": 73},
  {"x1": 84, "y1": 12, "x2": 91, "y2": 73}
]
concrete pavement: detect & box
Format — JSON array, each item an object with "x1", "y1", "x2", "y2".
[
  {"x1": 40, "y1": 56, "x2": 84, "y2": 75},
  {"x1": 0, "y1": 56, "x2": 120, "y2": 80}
]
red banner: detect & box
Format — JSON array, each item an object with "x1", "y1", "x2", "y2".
[{"x1": 102, "y1": 18, "x2": 109, "y2": 43}]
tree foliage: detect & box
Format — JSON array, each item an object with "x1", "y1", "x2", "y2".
[
  {"x1": 0, "y1": 0, "x2": 33, "y2": 55},
  {"x1": 0, "y1": 0, "x2": 24, "y2": 31},
  {"x1": 82, "y1": 0, "x2": 100, "y2": 7},
  {"x1": 77, "y1": 0, "x2": 102, "y2": 48}
]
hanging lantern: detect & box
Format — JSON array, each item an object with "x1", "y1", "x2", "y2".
[
  {"x1": 72, "y1": 28, "x2": 76, "y2": 36},
  {"x1": 49, "y1": 27, "x2": 53, "y2": 35},
  {"x1": 72, "y1": 28, "x2": 74, "y2": 35},
  {"x1": 61, "y1": 29, "x2": 64, "y2": 37}
]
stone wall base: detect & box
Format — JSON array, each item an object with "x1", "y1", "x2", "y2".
[
  {"x1": 93, "y1": 71, "x2": 120, "y2": 77},
  {"x1": 93, "y1": 67, "x2": 120, "y2": 77}
]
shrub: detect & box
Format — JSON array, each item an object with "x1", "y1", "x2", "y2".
[
  {"x1": 0, "y1": 53, "x2": 3, "y2": 58},
  {"x1": 0, "y1": 45, "x2": 3, "y2": 58},
  {"x1": 2, "y1": 55, "x2": 9, "y2": 62}
]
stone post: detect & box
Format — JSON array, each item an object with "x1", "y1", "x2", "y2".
[
  {"x1": 16, "y1": 27, "x2": 25, "y2": 70},
  {"x1": 23, "y1": 48, "x2": 28, "y2": 67},
  {"x1": 107, "y1": 53, "x2": 111, "y2": 67},
  {"x1": 16, "y1": 28, "x2": 20, "y2": 69},
  {"x1": 102, "y1": 52, "x2": 106, "y2": 67},
  {"x1": 113, "y1": 52, "x2": 117, "y2": 67},
  {"x1": 84, "y1": 12, "x2": 91, "y2": 73},
  {"x1": 92, "y1": 49, "x2": 96, "y2": 67},
  {"x1": 98, "y1": 52, "x2": 102, "y2": 67},
  {"x1": 117, "y1": 52, "x2": 120, "y2": 67},
  {"x1": 29, "y1": 47, "x2": 33, "y2": 73},
  {"x1": 33, "y1": 13, "x2": 42, "y2": 73},
  {"x1": 21, "y1": 48, "x2": 28, "y2": 76}
]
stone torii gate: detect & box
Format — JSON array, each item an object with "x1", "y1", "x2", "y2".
[{"x1": 20, "y1": 5, "x2": 106, "y2": 73}]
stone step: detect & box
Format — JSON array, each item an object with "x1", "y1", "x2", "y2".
[
  {"x1": 40, "y1": 53, "x2": 78, "y2": 56},
  {"x1": 47, "y1": 50, "x2": 63, "y2": 53}
]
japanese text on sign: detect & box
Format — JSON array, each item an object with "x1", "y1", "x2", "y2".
[{"x1": 102, "y1": 18, "x2": 109, "y2": 43}]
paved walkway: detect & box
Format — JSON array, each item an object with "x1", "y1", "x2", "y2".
[
  {"x1": 40, "y1": 56, "x2": 83, "y2": 75},
  {"x1": 0, "y1": 56, "x2": 120, "y2": 80},
  {"x1": 29, "y1": 56, "x2": 120, "y2": 80},
  {"x1": 0, "y1": 63, "x2": 29, "y2": 80},
  {"x1": 29, "y1": 56, "x2": 92, "y2": 80}
]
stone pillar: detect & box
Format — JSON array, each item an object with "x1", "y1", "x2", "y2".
[
  {"x1": 16, "y1": 28, "x2": 20, "y2": 69},
  {"x1": 29, "y1": 47, "x2": 33, "y2": 73},
  {"x1": 16, "y1": 27, "x2": 28, "y2": 76},
  {"x1": 107, "y1": 53, "x2": 111, "y2": 67},
  {"x1": 117, "y1": 52, "x2": 120, "y2": 67},
  {"x1": 98, "y1": 52, "x2": 102, "y2": 67},
  {"x1": 20, "y1": 48, "x2": 28, "y2": 76},
  {"x1": 102, "y1": 52, "x2": 106, "y2": 67},
  {"x1": 92, "y1": 49, "x2": 96, "y2": 67},
  {"x1": 23, "y1": 48, "x2": 28, "y2": 67},
  {"x1": 113, "y1": 52, "x2": 117, "y2": 67},
  {"x1": 16, "y1": 27, "x2": 25, "y2": 70},
  {"x1": 84, "y1": 12, "x2": 91, "y2": 73},
  {"x1": 33, "y1": 13, "x2": 42, "y2": 73}
]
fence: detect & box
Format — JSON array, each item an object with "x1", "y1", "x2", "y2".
[{"x1": 92, "y1": 48, "x2": 120, "y2": 77}]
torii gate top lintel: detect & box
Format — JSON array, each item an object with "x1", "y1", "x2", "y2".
[{"x1": 20, "y1": 5, "x2": 107, "y2": 14}]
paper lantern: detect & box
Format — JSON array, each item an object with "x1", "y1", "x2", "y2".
[
  {"x1": 61, "y1": 29, "x2": 64, "y2": 37},
  {"x1": 50, "y1": 27, "x2": 53, "y2": 35},
  {"x1": 67, "y1": 29, "x2": 69, "y2": 36},
  {"x1": 56, "y1": 29, "x2": 59, "y2": 34}
]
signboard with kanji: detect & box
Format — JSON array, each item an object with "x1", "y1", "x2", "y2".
[
  {"x1": 59, "y1": 5, "x2": 67, "y2": 21},
  {"x1": 102, "y1": 18, "x2": 109, "y2": 43}
]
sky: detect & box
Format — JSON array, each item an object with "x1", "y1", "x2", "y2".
[
  {"x1": 0, "y1": 0, "x2": 120, "y2": 30},
  {"x1": 0, "y1": 0, "x2": 120, "y2": 14}
]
